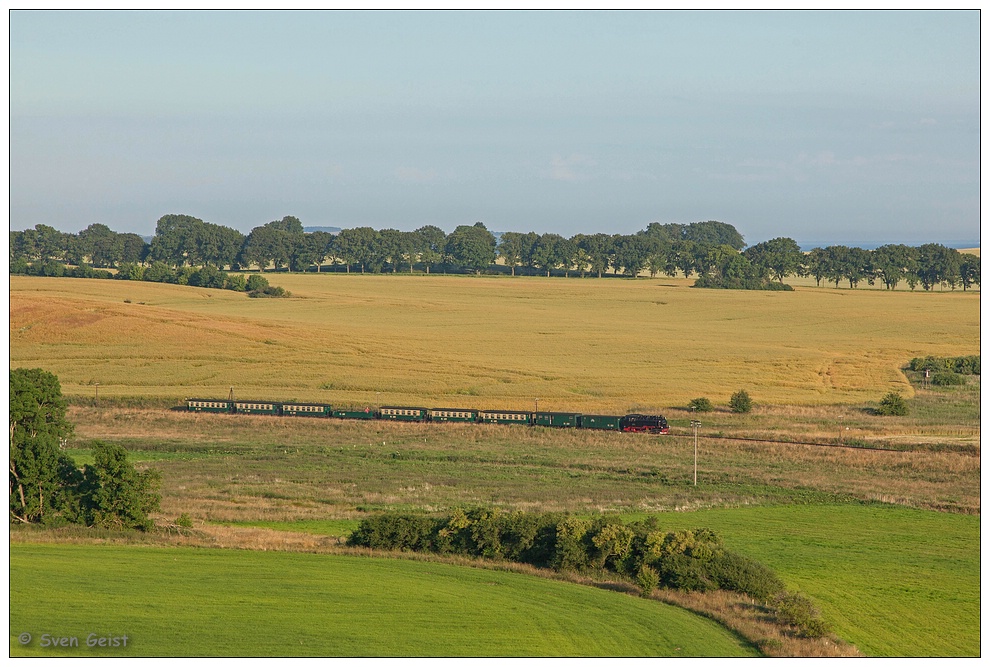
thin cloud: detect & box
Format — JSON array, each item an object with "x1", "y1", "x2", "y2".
[{"x1": 545, "y1": 154, "x2": 597, "y2": 182}]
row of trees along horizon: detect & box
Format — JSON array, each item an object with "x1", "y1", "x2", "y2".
[{"x1": 9, "y1": 214, "x2": 980, "y2": 291}]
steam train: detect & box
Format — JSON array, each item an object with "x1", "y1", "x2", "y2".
[{"x1": 185, "y1": 398, "x2": 669, "y2": 434}]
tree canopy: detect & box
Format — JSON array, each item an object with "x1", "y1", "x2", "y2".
[
  {"x1": 9, "y1": 368, "x2": 75, "y2": 524},
  {"x1": 9, "y1": 215, "x2": 978, "y2": 293},
  {"x1": 9, "y1": 368, "x2": 160, "y2": 530},
  {"x1": 445, "y1": 222, "x2": 496, "y2": 274}
]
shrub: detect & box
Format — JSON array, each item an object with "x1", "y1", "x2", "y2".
[
  {"x1": 346, "y1": 513, "x2": 442, "y2": 551},
  {"x1": 248, "y1": 286, "x2": 290, "y2": 298},
  {"x1": 875, "y1": 391, "x2": 908, "y2": 416},
  {"x1": 188, "y1": 265, "x2": 226, "y2": 289},
  {"x1": 10, "y1": 257, "x2": 29, "y2": 274},
  {"x1": 225, "y1": 273, "x2": 248, "y2": 292},
  {"x1": 143, "y1": 261, "x2": 174, "y2": 283},
  {"x1": 175, "y1": 513, "x2": 193, "y2": 528},
  {"x1": 588, "y1": 520, "x2": 635, "y2": 570},
  {"x1": 773, "y1": 591, "x2": 830, "y2": 638},
  {"x1": 688, "y1": 397, "x2": 714, "y2": 412},
  {"x1": 707, "y1": 551, "x2": 785, "y2": 601},
  {"x1": 909, "y1": 356, "x2": 951, "y2": 372},
  {"x1": 930, "y1": 371, "x2": 966, "y2": 386},
  {"x1": 957, "y1": 356, "x2": 980, "y2": 375},
  {"x1": 910, "y1": 355, "x2": 981, "y2": 375},
  {"x1": 68, "y1": 264, "x2": 95, "y2": 278},
  {"x1": 729, "y1": 390, "x2": 752, "y2": 413},
  {"x1": 245, "y1": 274, "x2": 269, "y2": 292},
  {"x1": 637, "y1": 564, "x2": 660, "y2": 597},
  {"x1": 81, "y1": 441, "x2": 162, "y2": 531},
  {"x1": 117, "y1": 263, "x2": 145, "y2": 281},
  {"x1": 657, "y1": 553, "x2": 716, "y2": 592},
  {"x1": 174, "y1": 266, "x2": 198, "y2": 285},
  {"x1": 551, "y1": 517, "x2": 592, "y2": 571},
  {"x1": 30, "y1": 260, "x2": 65, "y2": 277}
]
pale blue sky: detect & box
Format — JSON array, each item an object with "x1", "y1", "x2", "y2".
[{"x1": 9, "y1": 10, "x2": 980, "y2": 247}]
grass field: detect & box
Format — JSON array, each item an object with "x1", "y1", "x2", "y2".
[
  {"x1": 633, "y1": 504, "x2": 980, "y2": 657},
  {"x1": 9, "y1": 273, "x2": 979, "y2": 410},
  {"x1": 9, "y1": 543, "x2": 757, "y2": 657}
]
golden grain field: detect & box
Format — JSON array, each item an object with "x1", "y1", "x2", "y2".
[{"x1": 9, "y1": 273, "x2": 980, "y2": 412}]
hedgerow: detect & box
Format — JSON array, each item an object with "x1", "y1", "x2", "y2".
[
  {"x1": 908, "y1": 355, "x2": 980, "y2": 375},
  {"x1": 347, "y1": 509, "x2": 786, "y2": 600},
  {"x1": 10, "y1": 259, "x2": 290, "y2": 298}
]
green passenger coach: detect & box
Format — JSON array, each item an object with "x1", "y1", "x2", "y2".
[
  {"x1": 281, "y1": 403, "x2": 331, "y2": 417},
  {"x1": 478, "y1": 410, "x2": 532, "y2": 425},
  {"x1": 379, "y1": 406, "x2": 428, "y2": 422},
  {"x1": 186, "y1": 398, "x2": 232, "y2": 413},
  {"x1": 429, "y1": 408, "x2": 479, "y2": 423},
  {"x1": 233, "y1": 401, "x2": 279, "y2": 415}
]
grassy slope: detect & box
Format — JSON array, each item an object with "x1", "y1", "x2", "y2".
[
  {"x1": 9, "y1": 274, "x2": 980, "y2": 410},
  {"x1": 9, "y1": 543, "x2": 756, "y2": 657},
  {"x1": 640, "y1": 505, "x2": 980, "y2": 657},
  {"x1": 206, "y1": 504, "x2": 980, "y2": 657},
  {"x1": 207, "y1": 504, "x2": 980, "y2": 657}
]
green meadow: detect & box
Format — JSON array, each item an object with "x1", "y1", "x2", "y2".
[
  {"x1": 632, "y1": 504, "x2": 980, "y2": 657},
  {"x1": 9, "y1": 543, "x2": 756, "y2": 657}
]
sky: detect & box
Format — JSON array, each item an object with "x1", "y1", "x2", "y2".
[{"x1": 8, "y1": 10, "x2": 981, "y2": 248}]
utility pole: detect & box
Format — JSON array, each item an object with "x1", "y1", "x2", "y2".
[{"x1": 690, "y1": 420, "x2": 701, "y2": 486}]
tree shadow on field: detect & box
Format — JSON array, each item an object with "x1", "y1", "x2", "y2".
[{"x1": 589, "y1": 581, "x2": 639, "y2": 595}]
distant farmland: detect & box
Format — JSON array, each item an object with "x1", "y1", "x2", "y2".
[{"x1": 9, "y1": 273, "x2": 979, "y2": 412}]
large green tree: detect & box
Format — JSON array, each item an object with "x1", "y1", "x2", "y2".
[
  {"x1": 378, "y1": 228, "x2": 411, "y2": 273},
  {"x1": 240, "y1": 225, "x2": 291, "y2": 271},
  {"x1": 445, "y1": 222, "x2": 496, "y2": 274},
  {"x1": 414, "y1": 225, "x2": 447, "y2": 274},
  {"x1": 531, "y1": 233, "x2": 572, "y2": 276},
  {"x1": 77, "y1": 223, "x2": 124, "y2": 268},
  {"x1": 916, "y1": 243, "x2": 961, "y2": 291},
  {"x1": 743, "y1": 237, "x2": 802, "y2": 283},
  {"x1": 333, "y1": 227, "x2": 382, "y2": 273},
  {"x1": 579, "y1": 233, "x2": 613, "y2": 278},
  {"x1": 613, "y1": 234, "x2": 650, "y2": 277},
  {"x1": 305, "y1": 231, "x2": 334, "y2": 272},
  {"x1": 683, "y1": 221, "x2": 745, "y2": 250},
  {"x1": 958, "y1": 253, "x2": 980, "y2": 291},
  {"x1": 148, "y1": 214, "x2": 203, "y2": 267},
  {"x1": 9, "y1": 369, "x2": 160, "y2": 530},
  {"x1": 497, "y1": 232, "x2": 525, "y2": 276},
  {"x1": 9, "y1": 368, "x2": 76, "y2": 525},
  {"x1": 35, "y1": 224, "x2": 70, "y2": 262},
  {"x1": 870, "y1": 244, "x2": 917, "y2": 290}
]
